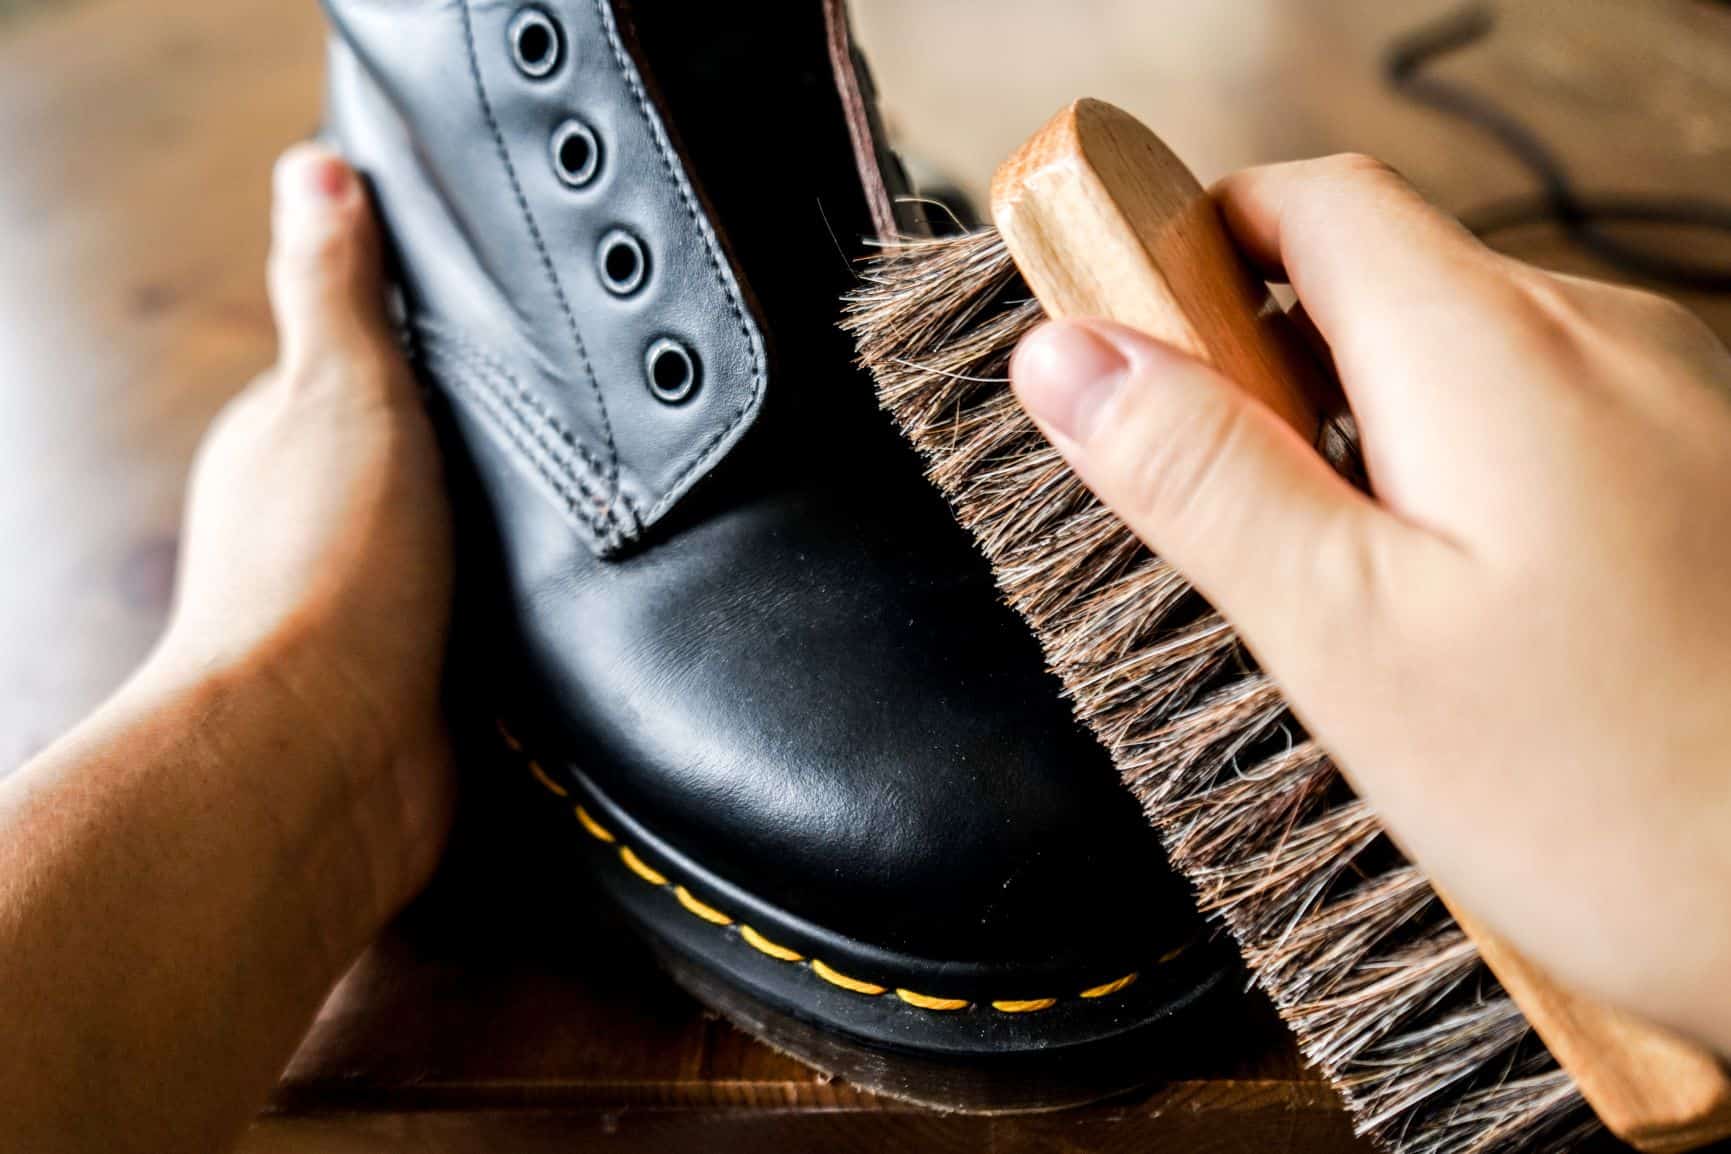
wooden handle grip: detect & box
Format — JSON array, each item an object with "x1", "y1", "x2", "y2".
[
  {"x1": 989, "y1": 98, "x2": 1324, "y2": 440},
  {"x1": 988, "y1": 97, "x2": 1731, "y2": 1152}
]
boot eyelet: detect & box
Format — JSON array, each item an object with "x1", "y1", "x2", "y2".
[
  {"x1": 551, "y1": 120, "x2": 601, "y2": 187},
  {"x1": 645, "y1": 338, "x2": 699, "y2": 404},
  {"x1": 598, "y1": 229, "x2": 649, "y2": 296},
  {"x1": 508, "y1": 8, "x2": 563, "y2": 79}
]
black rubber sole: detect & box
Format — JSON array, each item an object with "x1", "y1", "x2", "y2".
[
  {"x1": 500, "y1": 722, "x2": 1231, "y2": 1112},
  {"x1": 652, "y1": 936, "x2": 1230, "y2": 1113}
]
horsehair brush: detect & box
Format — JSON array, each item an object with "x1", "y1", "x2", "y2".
[{"x1": 841, "y1": 99, "x2": 1731, "y2": 1154}]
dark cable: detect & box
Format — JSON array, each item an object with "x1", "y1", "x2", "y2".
[{"x1": 1385, "y1": 3, "x2": 1731, "y2": 293}]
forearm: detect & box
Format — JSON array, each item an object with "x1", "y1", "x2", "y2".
[{"x1": 0, "y1": 642, "x2": 427, "y2": 1154}]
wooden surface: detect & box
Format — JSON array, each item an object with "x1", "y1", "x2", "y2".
[{"x1": 2, "y1": 1, "x2": 1730, "y2": 1151}]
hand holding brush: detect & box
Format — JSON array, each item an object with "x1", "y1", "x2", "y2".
[
  {"x1": 1011, "y1": 151, "x2": 1731, "y2": 1067},
  {"x1": 849, "y1": 102, "x2": 1731, "y2": 1152}
]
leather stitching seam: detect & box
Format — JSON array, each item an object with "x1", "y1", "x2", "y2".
[
  {"x1": 587, "y1": 0, "x2": 768, "y2": 524},
  {"x1": 416, "y1": 323, "x2": 645, "y2": 531},
  {"x1": 500, "y1": 721, "x2": 1152, "y2": 1015},
  {"x1": 458, "y1": 0, "x2": 625, "y2": 525},
  {"x1": 416, "y1": 337, "x2": 625, "y2": 544},
  {"x1": 415, "y1": 333, "x2": 623, "y2": 536},
  {"x1": 418, "y1": 321, "x2": 614, "y2": 484}
]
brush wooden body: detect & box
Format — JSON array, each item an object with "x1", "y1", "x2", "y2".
[
  {"x1": 845, "y1": 98, "x2": 1731, "y2": 1153},
  {"x1": 989, "y1": 103, "x2": 1321, "y2": 440},
  {"x1": 1446, "y1": 903, "x2": 1731, "y2": 1154}
]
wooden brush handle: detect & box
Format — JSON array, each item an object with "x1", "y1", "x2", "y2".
[
  {"x1": 989, "y1": 99, "x2": 1326, "y2": 440},
  {"x1": 988, "y1": 97, "x2": 1731, "y2": 1153}
]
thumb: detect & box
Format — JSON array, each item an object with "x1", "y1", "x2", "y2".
[
  {"x1": 268, "y1": 144, "x2": 402, "y2": 387},
  {"x1": 1010, "y1": 319, "x2": 1395, "y2": 652}
]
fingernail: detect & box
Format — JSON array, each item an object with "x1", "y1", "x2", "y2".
[
  {"x1": 275, "y1": 146, "x2": 353, "y2": 212},
  {"x1": 1011, "y1": 321, "x2": 1130, "y2": 444}
]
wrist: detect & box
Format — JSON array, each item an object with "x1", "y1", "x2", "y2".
[
  {"x1": 127, "y1": 624, "x2": 454, "y2": 960},
  {"x1": 144, "y1": 608, "x2": 388, "y2": 770}
]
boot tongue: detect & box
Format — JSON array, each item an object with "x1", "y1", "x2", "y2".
[
  {"x1": 821, "y1": 0, "x2": 925, "y2": 241},
  {"x1": 613, "y1": 1, "x2": 893, "y2": 325}
]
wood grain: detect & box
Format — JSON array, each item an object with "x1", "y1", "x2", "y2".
[
  {"x1": 990, "y1": 98, "x2": 1325, "y2": 437},
  {"x1": 245, "y1": 1079, "x2": 1357, "y2": 1154},
  {"x1": 1451, "y1": 902, "x2": 1731, "y2": 1154}
]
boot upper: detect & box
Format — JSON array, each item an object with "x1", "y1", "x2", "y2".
[{"x1": 324, "y1": 0, "x2": 1213, "y2": 1012}]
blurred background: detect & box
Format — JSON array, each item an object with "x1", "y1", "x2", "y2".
[{"x1": 1, "y1": 2, "x2": 1728, "y2": 1147}]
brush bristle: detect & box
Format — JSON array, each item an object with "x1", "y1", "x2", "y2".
[{"x1": 842, "y1": 229, "x2": 1600, "y2": 1154}]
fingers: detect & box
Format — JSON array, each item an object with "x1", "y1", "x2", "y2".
[
  {"x1": 1217, "y1": 156, "x2": 1522, "y2": 379},
  {"x1": 268, "y1": 144, "x2": 410, "y2": 400},
  {"x1": 1209, "y1": 155, "x2": 1561, "y2": 506},
  {"x1": 1012, "y1": 319, "x2": 1408, "y2": 650},
  {"x1": 1212, "y1": 155, "x2": 1501, "y2": 333}
]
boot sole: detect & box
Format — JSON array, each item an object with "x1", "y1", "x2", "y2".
[{"x1": 500, "y1": 721, "x2": 1230, "y2": 1111}]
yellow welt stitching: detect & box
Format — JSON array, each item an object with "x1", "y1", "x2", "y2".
[
  {"x1": 575, "y1": 805, "x2": 616, "y2": 844},
  {"x1": 992, "y1": 998, "x2": 1057, "y2": 1013},
  {"x1": 739, "y1": 925, "x2": 804, "y2": 962},
  {"x1": 528, "y1": 760, "x2": 568, "y2": 798},
  {"x1": 1079, "y1": 973, "x2": 1138, "y2": 999},
  {"x1": 674, "y1": 886, "x2": 733, "y2": 926},
  {"x1": 1159, "y1": 943, "x2": 1190, "y2": 964},
  {"x1": 811, "y1": 959, "x2": 886, "y2": 996},
  {"x1": 500, "y1": 730, "x2": 1137, "y2": 1017},
  {"x1": 618, "y1": 846, "x2": 667, "y2": 887}
]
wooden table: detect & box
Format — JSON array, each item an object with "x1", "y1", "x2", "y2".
[{"x1": 3, "y1": 1, "x2": 1728, "y2": 1150}]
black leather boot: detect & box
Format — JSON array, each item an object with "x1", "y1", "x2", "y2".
[{"x1": 323, "y1": 0, "x2": 1226, "y2": 1109}]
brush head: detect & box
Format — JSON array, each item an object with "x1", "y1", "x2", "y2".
[{"x1": 842, "y1": 227, "x2": 1601, "y2": 1154}]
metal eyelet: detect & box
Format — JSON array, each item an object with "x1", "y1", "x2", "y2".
[
  {"x1": 551, "y1": 119, "x2": 601, "y2": 188},
  {"x1": 597, "y1": 228, "x2": 649, "y2": 296},
  {"x1": 644, "y1": 338, "x2": 699, "y2": 404},
  {"x1": 508, "y1": 8, "x2": 563, "y2": 79}
]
